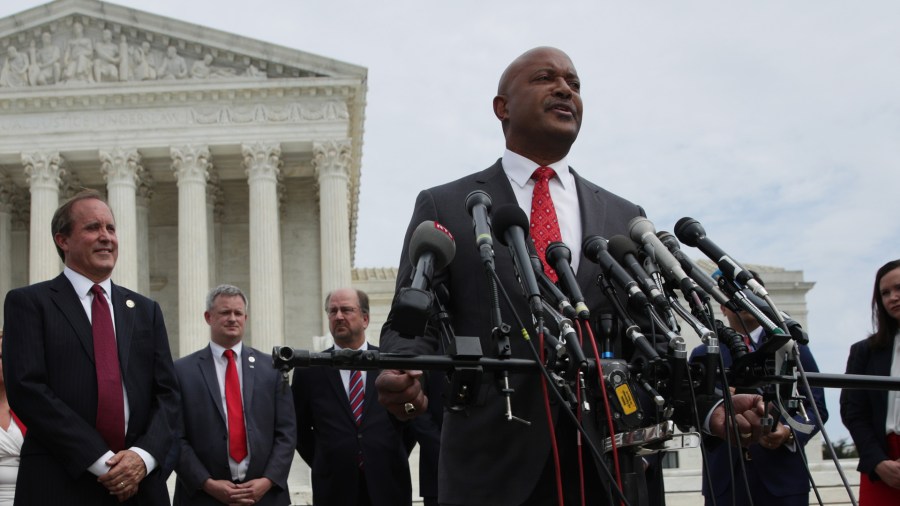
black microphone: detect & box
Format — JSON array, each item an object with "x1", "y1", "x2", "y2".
[
  {"x1": 607, "y1": 235, "x2": 667, "y2": 310},
  {"x1": 674, "y1": 217, "x2": 768, "y2": 298},
  {"x1": 656, "y1": 231, "x2": 732, "y2": 307},
  {"x1": 628, "y1": 217, "x2": 704, "y2": 301},
  {"x1": 409, "y1": 220, "x2": 456, "y2": 291},
  {"x1": 492, "y1": 204, "x2": 543, "y2": 318},
  {"x1": 465, "y1": 190, "x2": 495, "y2": 267},
  {"x1": 581, "y1": 235, "x2": 647, "y2": 310},
  {"x1": 530, "y1": 254, "x2": 578, "y2": 320},
  {"x1": 545, "y1": 242, "x2": 590, "y2": 319},
  {"x1": 392, "y1": 220, "x2": 456, "y2": 337}
]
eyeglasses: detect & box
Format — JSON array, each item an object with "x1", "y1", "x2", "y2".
[{"x1": 326, "y1": 306, "x2": 360, "y2": 318}]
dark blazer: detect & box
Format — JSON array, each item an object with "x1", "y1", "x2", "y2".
[
  {"x1": 173, "y1": 345, "x2": 296, "y2": 506},
  {"x1": 292, "y1": 344, "x2": 413, "y2": 506},
  {"x1": 2, "y1": 273, "x2": 180, "y2": 505},
  {"x1": 692, "y1": 337, "x2": 828, "y2": 504},
  {"x1": 841, "y1": 337, "x2": 892, "y2": 480},
  {"x1": 380, "y1": 160, "x2": 646, "y2": 506}
]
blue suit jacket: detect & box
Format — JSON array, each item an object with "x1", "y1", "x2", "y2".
[
  {"x1": 3, "y1": 273, "x2": 180, "y2": 505},
  {"x1": 691, "y1": 334, "x2": 828, "y2": 502},
  {"x1": 173, "y1": 345, "x2": 296, "y2": 506}
]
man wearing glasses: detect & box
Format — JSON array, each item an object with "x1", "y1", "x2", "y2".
[{"x1": 292, "y1": 288, "x2": 414, "y2": 505}]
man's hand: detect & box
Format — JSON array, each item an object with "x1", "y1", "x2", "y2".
[
  {"x1": 708, "y1": 393, "x2": 766, "y2": 447},
  {"x1": 758, "y1": 423, "x2": 791, "y2": 451},
  {"x1": 375, "y1": 369, "x2": 427, "y2": 420},
  {"x1": 875, "y1": 459, "x2": 900, "y2": 489},
  {"x1": 98, "y1": 450, "x2": 147, "y2": 502},
  {"x1": 203, "y1": 478, "x2": 247, "y2": 505},
  {"x1": 232, "y1": 478, "x2": 274, "y2": 504}
]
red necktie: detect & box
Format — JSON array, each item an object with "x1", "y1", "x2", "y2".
[
  {"x1": 224, "y1": 349, "x2": 247, "y2": 462},
  {"x1": 348, "y1": 370, "x2": 364, "y2": 425},
  {"x1": 90, "y1": 284, "x2": 125, "y2": 452},
  {"x1": 530, "y1": 166, "x2": 563, "y2": 282}
]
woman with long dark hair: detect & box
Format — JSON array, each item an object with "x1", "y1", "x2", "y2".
[{"x1": 841, "y1": 259, "x2": 900, "y2": 504}]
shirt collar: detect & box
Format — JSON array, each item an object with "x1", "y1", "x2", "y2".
[
  {"x1": 334, "y1": 341, "x2": 368, "y2": 352},
  {"x1": 502, "y1": 149, "x2": 571, "y2": 190},
  {"x1": 64, "y1": 266, "x2": 112, "y2": 299},
  {"x1": 210, "y1": 340, "x2": 244, "y2": 360}
]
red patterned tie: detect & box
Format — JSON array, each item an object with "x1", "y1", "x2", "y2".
[
  {"x1": 348, "y1": 370, "x2": 364, "y2": 425},
  {"x1": 530, "y1": 166, "x2": 563, "y2": 282},
  {"x1": 224, "y1": 349, "x2": 248, "y2": 462},
  {"x1": 90, "y1": 285, "x2": 125, "y2": 452}
]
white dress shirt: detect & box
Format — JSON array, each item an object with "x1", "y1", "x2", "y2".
[
  {"x1": 502, "y1": 149, "x2": 583, "y2": 274},
  {"x1": 334, "y1": 341, "x2": 369, "y2": 397},
  {"x1": 886, "y1": 332, "x2": 900, "y2": 434}
]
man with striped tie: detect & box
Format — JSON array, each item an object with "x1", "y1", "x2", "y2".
[
  {"x1": 173, "y1": 284, "x2": 296, "y2": 505},
  {"x1": 293, "y1": 288, "x2": 414, "y2": 506}
]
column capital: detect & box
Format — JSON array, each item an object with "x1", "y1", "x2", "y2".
[
  {"x1": 312, "y1": 140, "x2": 352, "y2": 180},
  {"x1": 136, "y1": 170, "x2": 155, "y2": 207},
  {"x1": 243, "y1": 142, "x2": 282, "y2": 183},
  {"x1": 171, "y1": 145, "x2": 211, "y2": 184},
  {"x1": 99, "y1": 148, "x2": 143, "y2": 187},
  {"x1": 22, "y1": 151, "x2": 65, "y2": 191}
]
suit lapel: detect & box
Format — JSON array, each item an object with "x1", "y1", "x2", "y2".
[
  {"x1": 241, "y1": 347, "x2": 256, "y2": 415},
  {"x1": 47, "y1": 274, "x2": 95, "y2": 363},
  {"x1": 474, "y1": 160, "x2": 517, "y2": 204},
  {"x1": 110, "y1": 283, "x2": 134, "y2": 373},
  {"x1": 198, "y1": 346, "x2": 227, "y2": 423},
  {"x1": 571, "y1": 168, "x2": 606, "y2": 290}
]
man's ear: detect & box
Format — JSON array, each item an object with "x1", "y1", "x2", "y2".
[{"x1": 493, "y1": 95, "x2": 508, "y2": 121}]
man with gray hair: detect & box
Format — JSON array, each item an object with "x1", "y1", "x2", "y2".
[
  {"x1": 174, "y1": 284, "x2": 295, "y2": 505},
  {"x1": 293, "y1": 287, "x2": 414, "y2": 505}
]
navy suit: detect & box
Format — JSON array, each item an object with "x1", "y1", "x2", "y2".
[
  {"x1": 380, "y1": 160, "x2": 653, "y2": 505},
  {"x1": 691, "y1": 334, "x2": 828, "y2": 506},
  {"x1": 173, "y1": 345, "x2": 296, "y2": 505},
  {"x1": 2, "y1": 273, "x2": 180, "y2": 505},
  {"x1": 293, "y1": 344, "x2": 413, "y2": 506},
  {"x1": 840, "y1": 338, "x2": 892, "y2": 481}
]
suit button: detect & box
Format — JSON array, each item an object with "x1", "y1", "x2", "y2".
[{"x1": 357, "y1": 434, "x2": 362, "y2": 439}]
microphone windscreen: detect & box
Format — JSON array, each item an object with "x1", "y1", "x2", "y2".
[
  {"x1": 408, "y1": 220, "x2": 456, "y2": 270},
  {"x1": 607, "y1": 235, "x2": 640, "y2": 264},
  {"x1": 673, "y1": 217, "x2": 704, "y2": 247},
  {"x1": 465, "y1": 190, "x2": 492, "y2": 215},
  {"x1": 491, "y1": 204, "x2": 530, "y2": 247},
  {"x1": 627, "y1": 216, "x2": 657, "y2": 242}
]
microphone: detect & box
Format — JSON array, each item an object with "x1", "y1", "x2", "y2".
[
  {"x1": 392, "y1": 220, "x2": 456, "y2": 337},
  {"x1": 530, "y1": 254, "x2": 578, "y2": 320},
  {"x1": 465, "y1": 190, "x2": 495, "y2": 267},
  {"x1": 607, "y1": 235, "x2": 667, "y2": 310},
  {"x1": 409, "y1": 220, "x2": 456, "y2": 291},
  {"x1": 581, "y1": 235, "x2": 647, "y2": 310},
  {"x1": 545, "y1": 242, "x2": 590, "y2": 319},
  {"x1": 492, "y1": 204, "x2": 543, "y2": 318},
  {"x1": 673, "y1": 217, "x2": 768, "y2": 298},
  {"x1": 656, "y1": 231, "x2": 732, "y2": 307},
  {"x1": 628, "y1": 217, "x2": 704, "y2": 301}
]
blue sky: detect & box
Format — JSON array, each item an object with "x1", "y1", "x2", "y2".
[{"x1": 3, "y1": 0, "x2": 899, "y2": 444}]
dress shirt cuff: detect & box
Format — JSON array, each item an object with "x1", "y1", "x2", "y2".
[
  {"x1": 88, "y1": 451, "x2": 116, "y2": 476},
  {"x1": 703, "y1": 399, "x2": 724, "y2": 435},
  {"x1": 131, "y1": 447, "x2": 158, "y2": 474}
]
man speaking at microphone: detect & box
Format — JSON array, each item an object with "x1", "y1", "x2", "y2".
[{"x1": 377, "y1": 47, "x2": 766, "y2": 506}]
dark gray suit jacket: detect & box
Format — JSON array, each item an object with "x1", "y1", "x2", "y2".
[
  {"x1": 841, "y1": 338, "x2": 893, "y2": 480},
  {"x1": 3, "y1": 273, "x2": 180, "y2": 505},
  {"x1": 174, "y1": 345, "x2": 296, "y2": 506},
  {"x1": 380, "y1": 160, "x2": 646, "y2": 506}
]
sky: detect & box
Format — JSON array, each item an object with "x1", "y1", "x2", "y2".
[{"x1": 3, "y1": 0, "x2": 899, "y2": 445}]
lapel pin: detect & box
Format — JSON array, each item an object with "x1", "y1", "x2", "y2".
[
  {"x1": 126, "y1": 300, "x2": 135, "y2": 308},
  {"x1": 248, "y1": 355, "x2": 255, "y2": 368}
]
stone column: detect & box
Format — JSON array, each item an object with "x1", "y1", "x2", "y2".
[
  {"x1": 171, "y1": 145, "x2": 211, "y2": 358},
  {"x1": 313, "y1": 140, "x2": 353, "y2": 334},
  {"x1": 206, "y1": 169, "x2": 222, "y2": 287},
  {"x1": 243, "y1": 142, "x2": 284, "y2": 352},
  {"x1": 0, "y1": 178, "x2": 15, "y2": 325},
  {"x1": 23, "y1": 151, "x2": 64, "y2": 283},
  {"x1": 100, "y1": 148, "x2": 142, "y2": 290},
  {"x1": 136, "y1": 172, "x2": 154, "y2": 296}
]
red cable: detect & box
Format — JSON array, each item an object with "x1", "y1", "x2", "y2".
[
  {"x1": 538, "y1": 328, "x2": 565, "y2": 506},
  {"x1": 575, "y1": 324, "x2": 586, "y2": 506},
  {"x1": 582, "y1": 321, "x2": 625, "y2": 506}
]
